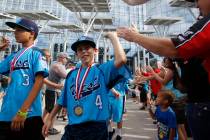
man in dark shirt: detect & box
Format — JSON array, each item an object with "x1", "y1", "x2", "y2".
[{"x1": 117, "y1": 0, "x2": 210, "y2": 139}]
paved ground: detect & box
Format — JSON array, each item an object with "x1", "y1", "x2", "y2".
[{"x1": 46, "y1": 99, "x2": 156, "y2": 140}]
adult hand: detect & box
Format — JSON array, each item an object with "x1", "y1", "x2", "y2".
[
  {"x1": 134, "y1": 75, "x2": 147, "y2": 84},
  {"x1": 0, "y1": 37, "x2": 10, "y2": 51},
  {"x1": 11, "y1": 114, "x2": 26, "y2": 131},
  {"x1": 117, "y1": 25, "x2": 139, "y2": 42},
  {"x1": 122, "y1": 0, "x2": 149, "y2": 6},
  {"x1": 146, "y1": 66, "x2": 154, "y2": 73}
]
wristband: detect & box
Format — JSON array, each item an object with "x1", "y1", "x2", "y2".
[{"x1": 17, "y1": 110, "x2": 28, "y2": 119}]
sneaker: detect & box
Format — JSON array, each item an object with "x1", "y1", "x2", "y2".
[
  {"x1": 109, "y1": 129, "x2": 115, "y2": 140},
  {"x1": 116, "y1": 135, "x2": 122, "y2": 140},
  {"x1": 48, "y1": 128, "x2": 60, "y2": 135},
  {"x1": 153, "y1": 120, "x2": 157, "y2": 124}
]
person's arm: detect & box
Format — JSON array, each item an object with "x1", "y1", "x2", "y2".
[
  {"x1": 105, "y1": 32, "x2": 127, "y2": 68},
  {"x1": 117, "y1": 27, "x2": 177, "y2": 57},
  {"x1": 42, "y1": 104, "x2": 62, "y2": 137},
  {"x1": 169, "y1": 128, "x2": 176, "y2": 140},
  {"x1": 146, "y1": 66, "x2": 172, "y2": 85},
  {"x1": 148, "y1": 107, "x2": 156, "y2": 120},
  {"x1": 43, "y1": 78, "x2": 63, "y2": 89},
  {"x1": 11, "y1": 74, "x2": 44, "y2": 131}
]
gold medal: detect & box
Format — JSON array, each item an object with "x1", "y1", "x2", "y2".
[{"x1": 74, "y1": 105, "x2": 83, "y2": 116}]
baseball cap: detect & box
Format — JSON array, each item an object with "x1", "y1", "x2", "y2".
[
  {"x1": 71, "y1": 36, "x2": 96, "y2": 52},
  {"x1": 5, "y1": 18, "x2": 39, "y2": 38},
  {"x1": 57, "y1": 52, "x2": 70, "y2": 59}
]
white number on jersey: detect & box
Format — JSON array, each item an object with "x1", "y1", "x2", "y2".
[
  {"x1": 95, "y1": 95, "x2": 102, "y2": 109},
  {"x1": 23, "y1": 74, "x2": 29, "y2": 86}
]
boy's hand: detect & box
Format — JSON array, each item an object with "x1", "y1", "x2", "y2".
[
  {"x1": 11, "y1": 114, "x2": 26, "y2": 131},
  {"x1": 104, "y1": 31, "x2": 117, "y2": 39},
  {"x1": 42, "y1": 117, "x2": 53, "y2": 137},
  {"x1": 114, "y1": 92, "x2": 120, "y2": 99},
  {"x1": 0, "y1": 37, "x2": 10, "y2": 51}
]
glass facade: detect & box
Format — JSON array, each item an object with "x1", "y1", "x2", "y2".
[{"x1": 0, "y1": 0, "x2": 199, "y2": 71}]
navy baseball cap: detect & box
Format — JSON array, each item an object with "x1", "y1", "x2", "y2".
[
  {"x1": 5, "y1": 18, "x2": 39, "y2": 38},
  {"x1": 71, "y1": 36, "x2": 96, "y2": 52}
]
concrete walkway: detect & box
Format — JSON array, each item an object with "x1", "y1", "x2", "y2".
[{"x1": 46, "y1": 98, "x2": 156, "y2": 140}]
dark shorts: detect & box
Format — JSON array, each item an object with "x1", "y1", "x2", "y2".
[
  {"x1": 45, "y1": 89, "x2": 56, "y2": 113},
  {"x1": 0, "y1": 116, "x2": 44, "y2": 140},
  {"x1": 171, "y1": 102, "x2": 186, "y2": 124},
  {"x1": 61, "y1": 121, "x2": 108, "y2": 140},
  {"x1": 140, "y1": 88, "x2": 147, "y2": 103}
]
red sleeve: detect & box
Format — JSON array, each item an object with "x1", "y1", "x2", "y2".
[
  {"x1": 177, "y1": 24, "x2": 210, "y2": 59},
  {"x1": 142, "y1": 72, "x2": 150, "y2": 77},
  {"x1": 171, "y1": 15, "x2": 210, "y2": 59}
]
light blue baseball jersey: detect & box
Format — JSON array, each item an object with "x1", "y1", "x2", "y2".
[
  {"x1": 0, "y1": 47, "x2": 48, "y2": 121},
  {"x1": 165, "y1": 80, "x2": 186, "y2": 100},
  {"x1": 57, "y1": 60, "x2": 128, "y2": 125},
  {"x1": 108, "y1": 81, "x2": 127, "y2": 123},
  {"x1": 109, "y1": 80, "x2": 127, "y2": 97}
]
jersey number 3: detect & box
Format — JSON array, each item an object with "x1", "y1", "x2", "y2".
[
  {"x1": 95, "y1": 95, "x2": 102, "y2": 109},
  {"x1": 23, "y1": 74, "x2": 29, "y2": 86}
]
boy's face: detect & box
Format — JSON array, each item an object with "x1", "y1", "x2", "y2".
[
  {"x1": 14, "y1": 27, "x2": 35, "y2": 43},
  {"x1": 156, "y1": 93, "x2": 168, "y2": 106},
  {"x1": 76, "y1": 43, "x2": 97, "y2": 65}
]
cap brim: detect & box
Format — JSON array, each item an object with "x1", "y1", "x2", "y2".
[
  {"x1": 186, "y1": 0, "x2": 195, "y2": 2},
  {"x1": 5, "y1": 22, "x2": 31, "y2": 31},
  {"x1": 71, "y1": 40, "x2": 96, "y2": 52}
]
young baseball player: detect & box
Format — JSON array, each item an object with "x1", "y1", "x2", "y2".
[
  {"x1": 42, "y1": 32, "x2": 127, "y2": 140},
  {"x1": 0, "y1": 18, "x2": 48, "y2": 140}
]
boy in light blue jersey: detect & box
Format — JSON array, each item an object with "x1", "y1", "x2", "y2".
[
  {"x1": 108, "y1": 80, "x2": 128, "y2": 140},
  {"x1": 42, "y1": 32, "x2": 127, "y2": 140},
  {"x1": 0, "y1": 18, "x2": 48, "y2": 140}
]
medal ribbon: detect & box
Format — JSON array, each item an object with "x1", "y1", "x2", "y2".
[
  {"x1": 75, "y1": 65, "x2": 92, "y2": 100},
  {"x1": 10, "y1": 45, "x2": 33, "y2": 72}
]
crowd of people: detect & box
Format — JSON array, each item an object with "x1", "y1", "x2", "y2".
[{"x1": 0, "y1": 0, "x2": 209, "y2": 140}]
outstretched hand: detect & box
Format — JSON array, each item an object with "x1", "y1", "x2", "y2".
[
  {"x1": 0, "y1": 37, "x2": 9, "y2": 51},
  {"x1": 122, "y1": 0, "x2": 149, "y2": 6},
  {"x1": 117, "y1": 25, "x2": 139, "y2": 42}
]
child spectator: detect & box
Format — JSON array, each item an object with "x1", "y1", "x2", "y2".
[{"x1": 148, "y1": 90, "x2": 178, "y2": 140}]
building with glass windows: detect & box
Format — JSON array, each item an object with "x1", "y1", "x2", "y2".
[{"x1": 0, "y1": 0, "x2": 199, "y2": 72}]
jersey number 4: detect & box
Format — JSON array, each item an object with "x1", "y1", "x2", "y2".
[{"x1": 95, "y1": 95, "x2": 102, "y2": 109}]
